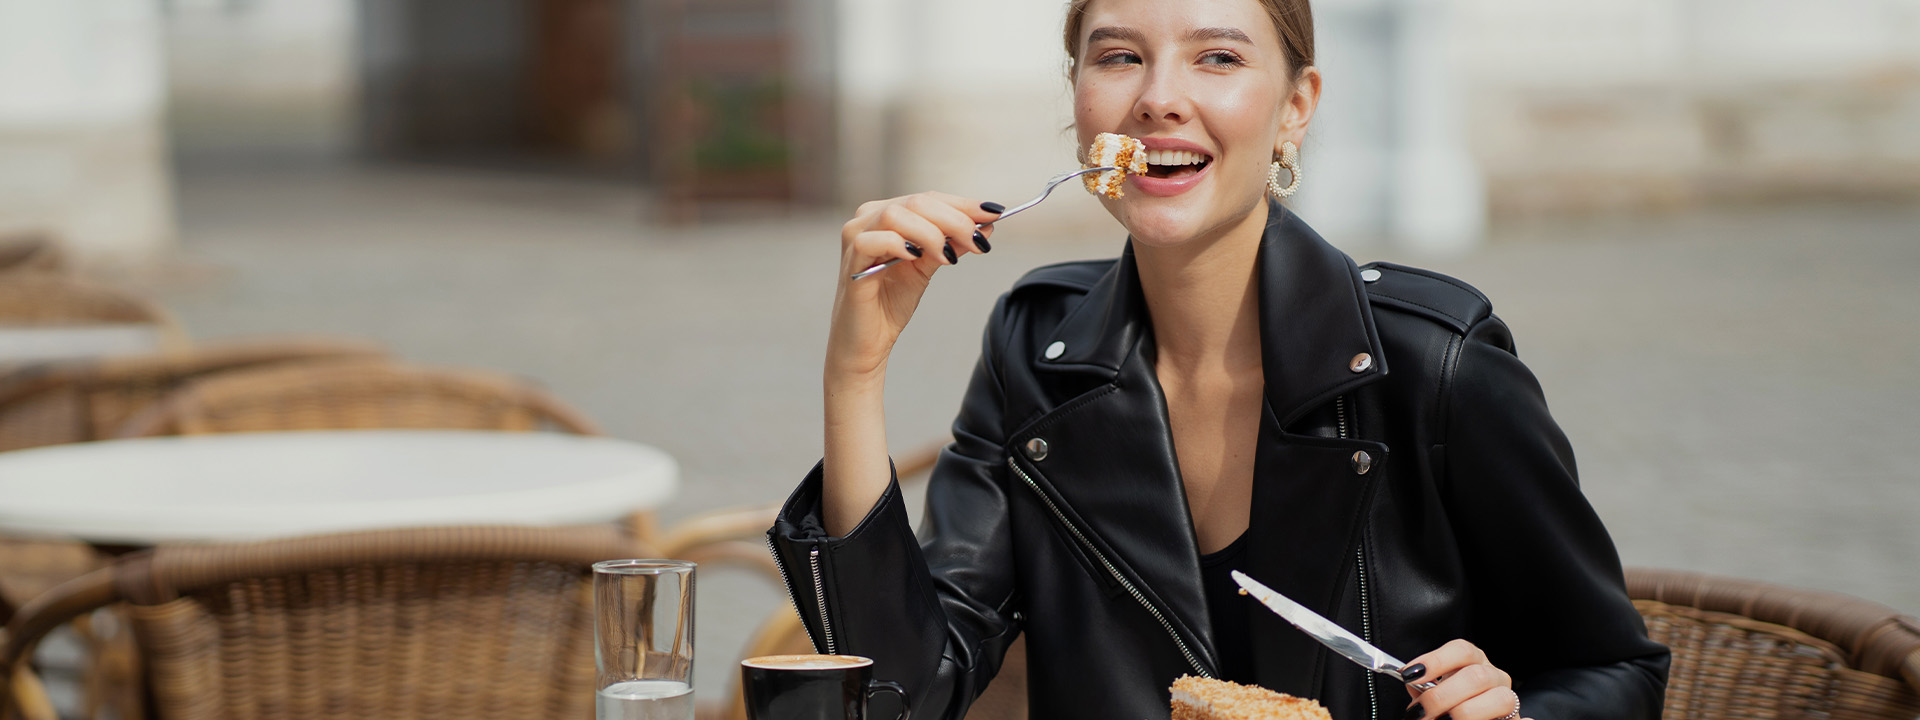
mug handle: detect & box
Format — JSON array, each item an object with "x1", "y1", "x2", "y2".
[{"x1": 866, "y1": 679, "x2": 911, "y2": 720}]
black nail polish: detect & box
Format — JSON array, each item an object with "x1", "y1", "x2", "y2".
[
  {"x1": 943, "y1": 243, "x2": 959, "y2": 264},
  {"x1": 905, "y1": 242, "x2": 923, "y2": 258},
  {"x1": 1403, "y1": 703, "x2": 1425, "y2": 720},
  {"x1": 973, "y1": 229, "x2": 991, "y2": 253},
  {"x1": 981, "y1": 201, "x2": 1005, "y2": 214},
  {"x1": 1401, "y1": 664, "x2": 1426, "y2": 682},
  {"x1": 1436, "y1": 715, "x2": 1451, "y2": 720}
]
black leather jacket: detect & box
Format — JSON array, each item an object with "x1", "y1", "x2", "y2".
[{"x1": 770, "y1": 204, "x2": 1669, "y2": 719}]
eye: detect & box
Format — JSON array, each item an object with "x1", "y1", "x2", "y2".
[
  {"x1": 1094, "y1": 49, "x2": 1142, "y2": 66},
  {"x1": 1198, "y1": 50, "x2": 1247, "y2": 67}
]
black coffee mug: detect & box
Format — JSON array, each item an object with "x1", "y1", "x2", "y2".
[{"x1": 741, "y1": 654, "x2": 911, "y2": 720}]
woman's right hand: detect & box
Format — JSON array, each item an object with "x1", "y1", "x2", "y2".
[
  {"x1": 826, "y1": 192, "x2": 1002, "y2": 384},
  {"x1": 820, "y1": 193, "x2": 999, "y2": 535}
]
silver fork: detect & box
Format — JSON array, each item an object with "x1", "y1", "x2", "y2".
[{"x1": 850, "y1": 165, "x2": 1119, "y2": 280}]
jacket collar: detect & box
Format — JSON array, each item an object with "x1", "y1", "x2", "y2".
[{"x1": 1036, "y1": 199, "x2": 1388, "y2": 425}]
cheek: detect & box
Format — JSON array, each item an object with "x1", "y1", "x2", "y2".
[{"x1": 1203, "y1": 82, "x2": 1285, "y2": 143}]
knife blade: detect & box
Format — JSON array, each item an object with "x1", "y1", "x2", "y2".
[{"x1": 1231, "y1": 569, "x2": 1436, "y2": 688}]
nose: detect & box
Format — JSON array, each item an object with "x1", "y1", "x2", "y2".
[{"x1": 1132, "y1": 62, "x2": 1191, "y2": 124}]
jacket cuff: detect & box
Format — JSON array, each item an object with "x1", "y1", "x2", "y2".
[
  {"x1": 772, "y1": 458, "x2": 902, "y2": 543},
  {"x1": 768, "y1": 459, "x2": 939, "y2": 665}
]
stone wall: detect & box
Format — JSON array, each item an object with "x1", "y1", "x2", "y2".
[{"x1": 0, "y1": 0, "x2": 174, "y2": 265}]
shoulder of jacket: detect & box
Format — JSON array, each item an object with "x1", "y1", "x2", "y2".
[
  {"x1": 1358, "y1": 261, "x2": 1493, "y2": 335},
  {"x1": 1009, "y1": 258, "x2": 1115, "y2": 296}
]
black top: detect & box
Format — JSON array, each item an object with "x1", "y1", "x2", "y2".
[{"x1": 1199, "y1": 530, "x2": 1257, "y2": 684}]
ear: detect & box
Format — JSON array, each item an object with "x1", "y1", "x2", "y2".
[{"x1": 1275, "y1": 66, "x2": 1322, "y2": 154}]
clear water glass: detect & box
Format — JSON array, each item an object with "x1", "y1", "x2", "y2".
[{"x1": 595, "y1": 559, "x2": 696, "y2": 720}]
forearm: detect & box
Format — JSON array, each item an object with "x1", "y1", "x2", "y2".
[{"x1": 823, "y1": 369, "x2": 893, "y2": 537}]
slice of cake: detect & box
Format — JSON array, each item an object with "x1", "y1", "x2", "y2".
[
  {"x1": 1171, "y1": 676, "x2": 1333, "y2": 720},
  {"x1": 1083, "y1": 132, "x2": 1147, "y2": 199}
]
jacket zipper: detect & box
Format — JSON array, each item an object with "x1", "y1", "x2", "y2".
[
  {"x1": 765, "y1": 535, "x2": 836, "y2": 654},
  {"x1": 809, "y1": 547, "x2": 837, "y2": 653},
  {"x1": 1338, "y1": 395, "x2": 1380, "y2": 720},
  {"x1": 1009, "y1": 456, "x2": 1211, "y2": 678}
]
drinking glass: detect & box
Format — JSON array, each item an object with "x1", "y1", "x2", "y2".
[{"x1": 594, "y1": 559, "x2": 696, "y2": 720}]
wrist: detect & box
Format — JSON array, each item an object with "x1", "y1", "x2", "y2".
[{"x1": 824, "y1": 358, "x2": 888, "y2": 395}]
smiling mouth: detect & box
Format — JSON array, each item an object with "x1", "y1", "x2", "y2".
[{"x1": 1142, "y1": 149, "x2": 1212, "y2": 179}]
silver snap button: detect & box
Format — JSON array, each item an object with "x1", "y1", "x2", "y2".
[
  {"x1": 1349, "y1": 353, "x2": 1373, "y2": 373},
  {"x1": 1361, "y1": 268, "x2": 1382, "y2": 283},
  {"x1": 1044, "y1": 341, "x2": 1066, "y2": 360},
  {"x1": 1024, "y1": 437, "x2": 1050, "y2": 461},
  {"x1": 1351, "y1": 450, "x2": 1374, "y2": 475}
]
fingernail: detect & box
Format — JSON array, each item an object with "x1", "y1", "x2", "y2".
[
  {"x1": 1436, "y1": 715, "x2": 1451, "y2": 720},
  {"x1": 1402, "y1": 703, "x2": 1425, "y2": 720},
  {"x1": 905, "y1": 242, "x2": 923, "y2": 258},
  {"x1": 1401, "y1": 664, "x2": 1426, "y2": 682},
  {"x1": 943, "y1": 243, "x2": 959, "y2": 265},
  {"x1": 973, "y1": 229, "x2": 991, "y2": 253},
  {"x1": 981, "y1": 201, "x2": 1005, "y2": 214}
]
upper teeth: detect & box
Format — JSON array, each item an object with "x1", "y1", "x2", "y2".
[{"x1": 1146, "y1": 149, "x2": 1206, "y2": 166}]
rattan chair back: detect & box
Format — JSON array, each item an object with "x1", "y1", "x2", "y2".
[
  {"x1": 1627, "y1": 567, "x2": 1920, "y2": 720},
  {"x1": 0, "y1": 273, "x2": 175, "y2": 328},
  {"x1": 0, "y1": 338, "x2": 388, "y2": 453},
  {"x1": 114, "y1": 360, "x2": 601, "y2": 438},
  {"x1": 1, "y1": 525, "x2": 650, "y2": 720},
  {"x1": 0, "y1": 235, "x2": 64, "y2": 276}
]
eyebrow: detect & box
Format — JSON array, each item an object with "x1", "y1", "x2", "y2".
[
  {"x1": 1186, "y1": 27, "x2": 1253, "y2": 44},
  {"x1": 1085, "y1": 26, "x2": 1254, "y2": 46}
]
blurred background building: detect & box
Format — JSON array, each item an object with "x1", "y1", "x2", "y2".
[{"x1": 6, "y1": 0, "x2": 1918, "y2": 263}]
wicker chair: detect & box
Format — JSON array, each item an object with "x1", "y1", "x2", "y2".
[
  {"x1": 0, "y1": 525, "x2": 650, "y2": 720},
  {"x1": 0, "y1": 337, "x2": 388, "y2": 453},
  {"x1": 0, "y1": 235, "x2": 63, "y2": 276},
  {"x1": 1627, "y1": 567, "x2": 1920, "y2": 719},
  {"x1": 113, "y1": 360, "x2": 601, "y2": 439},
  {"x1": 0, "y1": 339, "x2": 391, "y2": 628},
  {"x1": 0, "y1": 273, "x2": 183, "y2": 343}
]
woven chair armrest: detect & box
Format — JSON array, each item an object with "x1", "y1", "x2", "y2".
[
  {"x1": 657, "y1": 504, "x2": 781, "y2": 560},
  {"x1": 1627, "y1": 567, "x2": 1920, "y2": 688},
  {"x1": 6, "y1": 665, "x2": 58, "y2": 720},
  {"x1": 0, "y1": 568, "x2": 120, "y2": 715}
]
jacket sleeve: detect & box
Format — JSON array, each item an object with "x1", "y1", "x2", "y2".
[
  {"x1": 767, "y1": 296, "x2": 1021, "y2": 720},
  {"x1": 1440, "y1": 315, "x2": 1670, "y2": 720}
]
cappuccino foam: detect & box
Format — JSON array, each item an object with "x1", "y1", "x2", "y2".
[{"x1": 742, "y1": 654, "x2": 872, "y2": 670}]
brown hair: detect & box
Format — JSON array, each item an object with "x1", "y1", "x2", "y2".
[{"x1": 1062, "y1": 0, "x2": 1315, "y2": 79}]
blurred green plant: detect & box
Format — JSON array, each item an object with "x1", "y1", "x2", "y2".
[{"x1": 688, "y1": 77, "x2": 789, "y2": 173}]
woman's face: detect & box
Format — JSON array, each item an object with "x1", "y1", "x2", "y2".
[{"x1": 1072, "y1": 0, "x2": 1309, "y2": 248}]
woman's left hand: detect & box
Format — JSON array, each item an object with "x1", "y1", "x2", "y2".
[{"x1": 1400, "y1": 639, "x2": 1529, "y2": 720}]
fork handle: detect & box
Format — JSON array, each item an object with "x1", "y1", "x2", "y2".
[{"x1": 850, "y1": 256, "x2": 908, "y2": 280}]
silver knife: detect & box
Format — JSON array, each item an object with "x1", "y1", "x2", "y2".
[{"x1": 1231, "y1": 569, "x2": 1439, "y2": 690}]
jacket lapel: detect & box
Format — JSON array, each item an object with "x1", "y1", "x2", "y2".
[
  {"x1": 1016, "y1": 246, "x2": 1219, "y2": 671},
  {"x1": 1014, "y1": 201, "x2": 1392, "y2": 685}
]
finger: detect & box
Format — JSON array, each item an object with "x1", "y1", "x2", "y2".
[
  {"x1": 875, "y1": 203, "x2": 957, "y2": 266},
  {"x1": 919, "y1": 191, "x2": 1009, "y2": 225},
  {"x1": 1448, "y1": 686, "x2": 1521, "y2": 720},
  {"x1": 904, "y1": 194, "x2": 990, "y2": 257},
  {"x1": 1403, "y1": 638, "x2": 1490, "y2": 687},
  {"x1": 1405, "y1": 663, "x2": 1508, "y2": 720},
  {"x1": 846, "y1": 230, "x2": 922, "y2": 271}
]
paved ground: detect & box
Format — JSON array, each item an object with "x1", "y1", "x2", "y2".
[{"x1": 144, "y1": 161, "x2": 1920, "y2": 697}]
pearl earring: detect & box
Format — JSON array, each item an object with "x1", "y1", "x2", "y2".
[{"x1": 1269, "y1": 141, "x2": 1301, "y2": 199}]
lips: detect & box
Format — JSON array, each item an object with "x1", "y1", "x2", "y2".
[{"x1": 1128, "y1": 138, "x2": 1215, "y2": 197}]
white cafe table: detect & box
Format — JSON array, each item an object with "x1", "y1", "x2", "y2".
[{"x1": 0, "y1": 429, "x2": 678, "y2": 546}]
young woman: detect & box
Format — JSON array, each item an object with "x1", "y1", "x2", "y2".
[{"x1": 768, "y1": 0, "x2": 1669, "y2": 718}]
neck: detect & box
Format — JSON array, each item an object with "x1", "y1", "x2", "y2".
[{"x1": 1134, "y1": 201, "x2": 1269, "y2": 378}]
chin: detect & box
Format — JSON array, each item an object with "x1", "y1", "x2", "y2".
[{"x1": 1103, "y1": 190, "x2": 1264, "y2": 249}]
